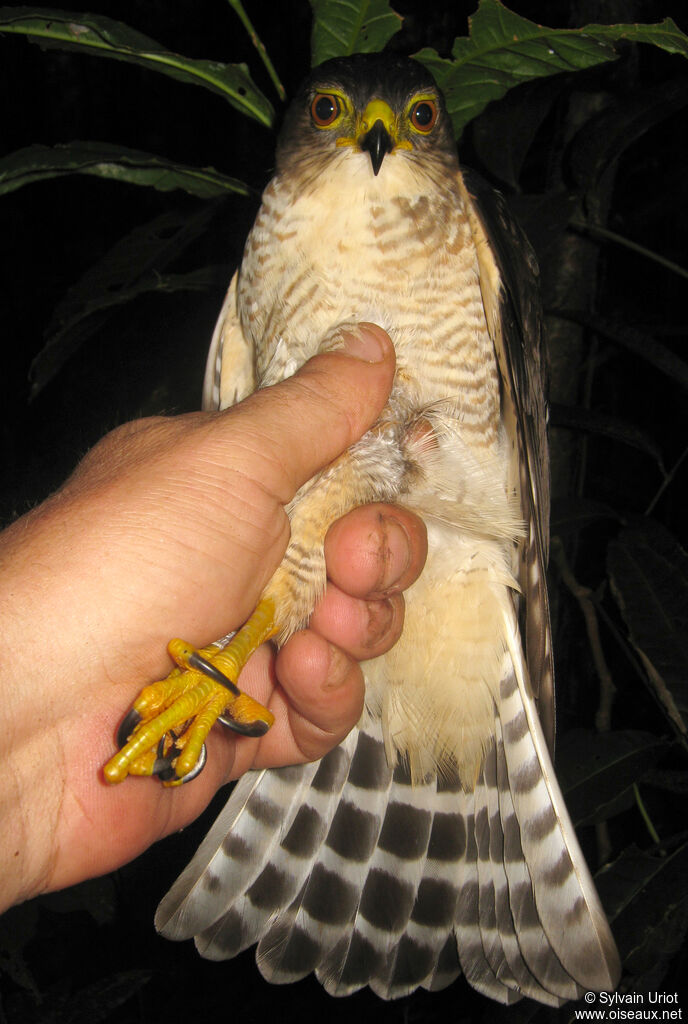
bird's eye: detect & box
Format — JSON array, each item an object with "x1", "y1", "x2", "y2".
[
  {"x1": 410, "y1": 100, "x2": 438, "y2": 133},
  {"x1": 311, "y1": 93, "x2": 341, "y2": 127}
]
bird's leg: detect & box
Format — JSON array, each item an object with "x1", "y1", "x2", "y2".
[
  {"x1": 104, "y1": 600, "x2": 277, "y2": 786},
  {"x1": 105, "y1": 409, "x2": 414, "y2": 787}
]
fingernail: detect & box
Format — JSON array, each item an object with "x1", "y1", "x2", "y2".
[
  {"x1": 323, "y1": 642, "x2": 350, "y2": 691},
  {"x1": 364, "y1": 598, "x2": 395, "y2": 649},
  {"x1": 379, "y1": 515, "x2": 411, "y2": 591},
  {"x1": 341, "y1": 324, "x2": 389, "y2": 362}
]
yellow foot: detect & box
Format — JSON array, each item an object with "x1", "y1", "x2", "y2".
[{"x1": 104, "y1": 598, "x2": 277, "y2": 786}]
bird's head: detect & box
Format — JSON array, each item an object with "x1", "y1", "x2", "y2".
[{"x1": 276, "y1": 54, "x2": 457, "y2": 186}]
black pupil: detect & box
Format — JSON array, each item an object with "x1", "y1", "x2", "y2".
[
  {"x1": 315, "y1": 96, "x2": 336, "y2": 122},
  {"x1": 414, "y1": 102, "x2": 433, "y2": 127}
]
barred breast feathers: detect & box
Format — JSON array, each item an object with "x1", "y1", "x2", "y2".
[{"x1": 238, "y1": 157, "x2": 499, "y2": 432}]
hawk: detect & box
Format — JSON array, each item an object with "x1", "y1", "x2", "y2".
[{"x1": 106, "y1": 53, "x2": 621, "y2": 1004}]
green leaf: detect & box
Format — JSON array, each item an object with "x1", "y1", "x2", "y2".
[
  {"x1": 583, "y1": 18, "x2": 688, "y2": 57},
  {"x1": 32, "y1": 266, "x2": 225, "y2": 396},
  {"x1": 554, "y1": 311, "x2": 688, "y2": 393},
  {"x1": 0, "y1": 6, "x2": 274, "y2": 127},
  {"x1": 48, "y1": 209, "x2": 220, "y2": 329},
  {"x1": 596, "y1": 841, "x2": 688, "y2": 968},
  {"x1": 48, "y1": 207, "x2": 220, "y2": 329},
  {"x1": 608, "y1": 522, "x2": 688, "y2": 738},
  {"x1": 32, "y1": 264, "x2": 228, "y2": 395},
  {"x1": 557, "y1": 729, "x2": 665, "y2": 826},
  {"x1": 310, "y1": 0, "x2": 401, "y2": 66},
  {"x1": 227, "y1": 0, "x2": 286, "y2": 102},
  {"x1": 415, "y1": 0, "x2": 688, "y2": 138},
  {"x1": 508, "y1": 191, "x2": 578, "y2": 261},
  {"x1": 644, "y1": 768, "x2": 688, "y2": 796},
  {"x1": 470, "y1": 77, "x2": 562, "y2": 189},
  {"x1": 550, "y1": 402, "x2": 665, "y2": 471},
  {"x1": 571, "y1": 221, "x2": 688, "y2": 283},
  {"x1": 550, "y1": 496, "x2": 619, "y2": 538},
  {"x1": 61, "y1": 970, "x2": 151, "y2": 1024},
  {"x1": 0, "y1": 142, "x2": 251, "y2": 199},
  {"x1": 569, "y1": 79, "x2": 688, "y2": 195},
  {"x1": 30, "y1": 205, "x2": 229, "y2": 394}
]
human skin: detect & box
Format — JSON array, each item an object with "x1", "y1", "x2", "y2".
[{"x1": 0, "y1": 325, "x2": 427, "y2": 913}]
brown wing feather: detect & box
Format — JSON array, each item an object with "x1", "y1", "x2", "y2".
[
  {"x1": 458, "y1": 169, "x2": 555, "y2": 753},
  {"x1": 202, "y1": 272, "x2": 255, "y2": 412}
]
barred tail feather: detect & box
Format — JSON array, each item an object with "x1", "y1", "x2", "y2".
[
  {"x1": 469, "y1": 759, "x2": 523, "y2": 1003},
  {"x1": 499, "y1": 621, "x2": 621, "y2": 993},
  {"x1": 196, "y1": 752, "x2": 347, "y2": 961},
  {"x1": 155, "y1": 760, "x2": 321, "y2": 942},
  {"x1": 315, "y1": 756, "x2": 441, "y2": 998},
  {"x1": 156, "y1": 668, "x2": 620, "y2": 1004},
  {"x1": 259, "y1": 725, "x2": 395, "y2": 989}
]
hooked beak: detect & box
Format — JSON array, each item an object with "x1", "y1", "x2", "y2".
[{"x1": 360, "y1": 119, "x2": 394, "y2": 176}]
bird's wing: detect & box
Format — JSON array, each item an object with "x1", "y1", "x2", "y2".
[
  {"x1": 202, "y1": 272, "x2": 255, "y2": 412},
  {"x1": 458, "y1": 169, "x2": 555, "y2": 753}
]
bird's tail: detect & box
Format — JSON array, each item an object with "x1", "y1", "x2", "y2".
[{"x1": 156, "y1": 673, "x2": 620, "y2": 1004}]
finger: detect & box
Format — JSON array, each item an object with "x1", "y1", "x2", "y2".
[
  {"x1": 309, "y1": 585, "x2": 405, "y2": 660},
  {"x1": 324, "y1": 504, "x2": 428, "y2": 599},
  {"x1": 223, "y1": 325, "x2": 395, "y2": 502},
  {"x1": 271, "y1": 631, "x2": 365, "y2": 762}
]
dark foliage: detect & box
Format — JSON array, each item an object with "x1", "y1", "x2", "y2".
[{"x1": 1, "y1": 1, "x2": 688, "y2": 1021}]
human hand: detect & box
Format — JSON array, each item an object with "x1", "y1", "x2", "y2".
[{"x1": 0, "y1": 325, "x2": 426, "y2": 910}]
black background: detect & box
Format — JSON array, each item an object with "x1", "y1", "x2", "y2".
[{"x1": 1, "y1": 2, "x2": 687, "y2": 1021}]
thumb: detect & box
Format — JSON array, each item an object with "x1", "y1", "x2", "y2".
[{"x1": 225, "y1": 324, "x2": 395, "y2": 501}]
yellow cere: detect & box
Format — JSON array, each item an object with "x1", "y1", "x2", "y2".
[
  {"x1": 336, "y1": 97, "x2": 414, "y2": 152},
  {"x1": 360, "y1": 99, "x2": 395, "y2": 134}
]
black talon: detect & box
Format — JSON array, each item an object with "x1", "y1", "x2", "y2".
[
  {"x1": 188, "y1": 651, "x2": 241, "y2": 697},
  {"x1": 117, "y1": 708, "x2": 142, "y2": 749},
  {"x1": 218, "y1": 715, "x2": 271, "y2": 738},
  {"x1": 179, "y1": 742, "x2": 207, "y2": 783},
  {"x1": 151, "y1": 735, "x2": 177, "y2": 779},
  {"x1": 150, "y1": 732, "x2": 208, "y2": 783},
  {"x1": 115, "y1": 644, "x2": 261, "y2": 784}
]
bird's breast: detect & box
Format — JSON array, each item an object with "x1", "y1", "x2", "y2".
[{"x1": 240, "y1": 170, "x2": 501, "y2": 445}]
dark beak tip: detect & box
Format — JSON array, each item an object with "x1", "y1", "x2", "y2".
[{"x1": 361, "y1": 119, "x2": 393, "y2": 176}]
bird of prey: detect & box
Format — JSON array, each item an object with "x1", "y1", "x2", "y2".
[{"x1": 106, "y1": 53, "x2": 621, "y2": 1004}]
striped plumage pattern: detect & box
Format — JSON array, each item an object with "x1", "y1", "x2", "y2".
[{"x1": 156, "y1": 54, "x2": 620, "y2": 1003}]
